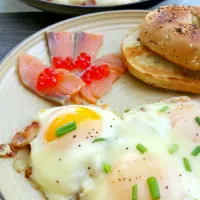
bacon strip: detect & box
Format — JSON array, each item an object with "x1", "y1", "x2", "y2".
[
  {"x1": 0, "y1": 144, "x2": 17, "y2": 158},
  {"x1": 25, "y1": 167, "x2": 32, "y2": 178},
  {"x1": 11, "y1": 122, "x2": 40, "y2": 148}
]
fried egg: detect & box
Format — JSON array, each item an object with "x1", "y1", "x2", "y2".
[
  {"x1": 28, "y1": 97, "x2": 200, "y2": 200},
  {"x1": 30, "y1": 105, "x2": 123, "y2": 200}
]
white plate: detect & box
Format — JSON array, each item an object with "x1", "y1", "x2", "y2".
[{"x1": 0, "y1": 10, "x2": 198, "y2": 200}]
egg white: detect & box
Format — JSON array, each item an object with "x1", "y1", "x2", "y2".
[
  {"x1": 28, "y1": 99, "x2": 200, "y2": 200},
  {"x1": 30, "y1": 105, "x2": 123, "y2": 200}
]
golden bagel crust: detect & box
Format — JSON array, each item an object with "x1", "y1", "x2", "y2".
[
  {"x1": 121, "y1": 27, "x2": 200, "y2": 94},
  {"x1": 139, "y1": 5, "x2": 200, "y2": 71}
]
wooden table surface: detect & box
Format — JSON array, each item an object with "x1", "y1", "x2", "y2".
[{"x1": 1, "y1": 0, "x2": 199, "y2": 12}]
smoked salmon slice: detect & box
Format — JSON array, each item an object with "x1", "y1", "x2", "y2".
[
  {"x1": 93, "y1": 53, "x2": 126, "y2": 74},
  {"x1": 18, "y1": 54, "x2": 85, "y2": 105},
  {"x1": 46, "y1": 31, "x2": 103, "y2": 62},
  {"x1": 46, "y1": 31, "x2": 103, "y2": 75},
  {"x1": 80, "y1": 70, "x2": 121, "y2": 104},
  {"x1": 74, "y1": 32, "x2": 103, "y2": 61},
  {"x1": 46, "y1": 32, "x2": 74, "y2": 60},
  {"x1": 75, "y1": 53, "x2": 126, "y2": 104}
]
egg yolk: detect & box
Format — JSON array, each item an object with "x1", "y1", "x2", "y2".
[{"x1": 45, "y1": 107, "x2": 100, "y2": 142}]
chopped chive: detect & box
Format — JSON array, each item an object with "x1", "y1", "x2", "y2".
[
  {"x1": 124, "y1": 108, "x2": 130, "y2": 113},
  {"x1": 103, "y1": 163, "x2": 111, "y2": 174},
  {"x1": 168, "y1": 144, "x2": 179, "y2": 155},
  {"x1": 92, "y1": 138, "x2": 107, "y2": 143},
  {"x1": 195, "y1": 117, "x2": 200, "y2": 126},
  {"x1": 159, "y1": 106, "x2": 169, "y2": 113},
  {"x1": 136, "y1": 143, "x2": 147, "y2": 154},
  {"x1": 56, "y1": 121, "x2": 77, "y2": 138},
  {"x1": 191, "y1": 146, "x2": 200, "y2": 156},
  {"x1": 132, "y1": 184, "x2": 138, "y2": 200},
  {"x1": 183, "y1": 157, "x2": 192, "y2": 172},
  {"x1": 147, "y1": 177, "x2": 161, "y2": 200}
]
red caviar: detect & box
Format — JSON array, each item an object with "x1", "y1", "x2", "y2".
[
  {"x1": 51, "y1": 52, "x2": 110, "y2": 86},
  {"x1": 53, "y1": 52, "x2": 91, "y2": 71},
  {"x1": 82, "y1": 64, "x2": 110, "y2": 85},
  {"x1": 37, "y1": 67, "x2": 63, "y2": 91},
  {"x1": 53, "y1": 56, "x2": 76, "y2": 71}
]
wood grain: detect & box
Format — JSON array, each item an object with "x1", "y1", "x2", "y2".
[{"x1": 0, "y1": 12, "x2": 67, "y2": 63}]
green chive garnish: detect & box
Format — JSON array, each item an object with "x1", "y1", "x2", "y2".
[
  {"x1": 168, "y1": 144, "x2": 178, "y2": 155},
  {"x1": 92, "y1": 138, "x2": 107, "y2": 143},
  {"x1": 191, "y1": 146, "x2": 200, "y2": 156},
  {"x1": 124, "y1": 108, "x2": 130, "y2": 113},
  {"x1": 147, "y1": 177, "x2": 161, "y2": 200},
  {"x1": 132, "y1": 184, "x2": 138, "y2": 200},
  {"x1": 195, "y1": 117, "x2": 200, "y2": 126},
  {"x1": 56, "y1": 121, "x2": 77, "y2": 138},
  {"x1": 103, "y1": 163, "x2": 111, "y2": 174},
  {"x1": 183, "y1": 157, "x2": 192, "y2": 172},
  {"x1": 159, "y1": 106, "x2": 169, "y2": 113},
  {"x1": 136, "y1": 143, "x2": 147, "y2": 154}
]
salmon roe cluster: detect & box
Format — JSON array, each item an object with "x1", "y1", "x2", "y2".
[
  {"x1": 37, "y1": 52, "x2": 111, "y2": 90},
  {"x1": 53, "y1": 52, "x2": 91, "y2": 71},
  {"x1": 82, "y1": 64, "x2": 110, "y2": 84},
  {"x1": 37, "y1": 67, "x2": 63, "y2": 91},
  {"x1": 52, "y1": 52, "x2": 110, "y2": 85}
]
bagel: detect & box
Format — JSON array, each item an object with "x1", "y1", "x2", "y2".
[
  {"x1": 139, "y1": 5, "x2": 200, "y2": 71},
  {"x1": 121, "y1": 27, "x2": 200, "y2": 94}
]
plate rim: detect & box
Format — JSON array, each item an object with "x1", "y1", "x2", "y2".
[
  {"x1": 0, "y1": 9, "x2": 148, "y2": 66},
  {"x1": 28, "y1": 0, "x2": 152, "y2": 9}
]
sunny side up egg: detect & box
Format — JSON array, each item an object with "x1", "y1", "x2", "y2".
[
  {"x1": 29, "y1": 105, "x2": 124, "y2": 200},
  {"x1": 28, "y1": 97, "x2": 200, "y2": 200}
]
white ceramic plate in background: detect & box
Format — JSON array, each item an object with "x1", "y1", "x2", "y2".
[
  {"x1": 0, "y1": 10, "x2": 199, "y2": 200},
  {"x1": 21, "y1": 0, "x2": 164, "y2": 15}
]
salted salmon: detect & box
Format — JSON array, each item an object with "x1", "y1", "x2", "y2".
[
  {"x1": 75, "y1": 53, "x2": 126, "y2": 104},
  {"x1": 18, "y1": 54, "x2": 85, "y2": 105},
  {"x1": 46, "y1": 31, "x2": 103, "y2": 63},
  {"x1": 46, "y1": 31, "x2": 103, "y2": 76},
  {"x1": 74, "y1": 32, "x2": 103, "y2": 61},
  {"x1": 80, "y1": 70, "x2": 121, "y2": 104},
  {"x1": 46, "y1": 32, "x2": 74, "y2": 60},
  {"x1": 93, "y1": 53, "x2": 126, "y2": 74}
]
